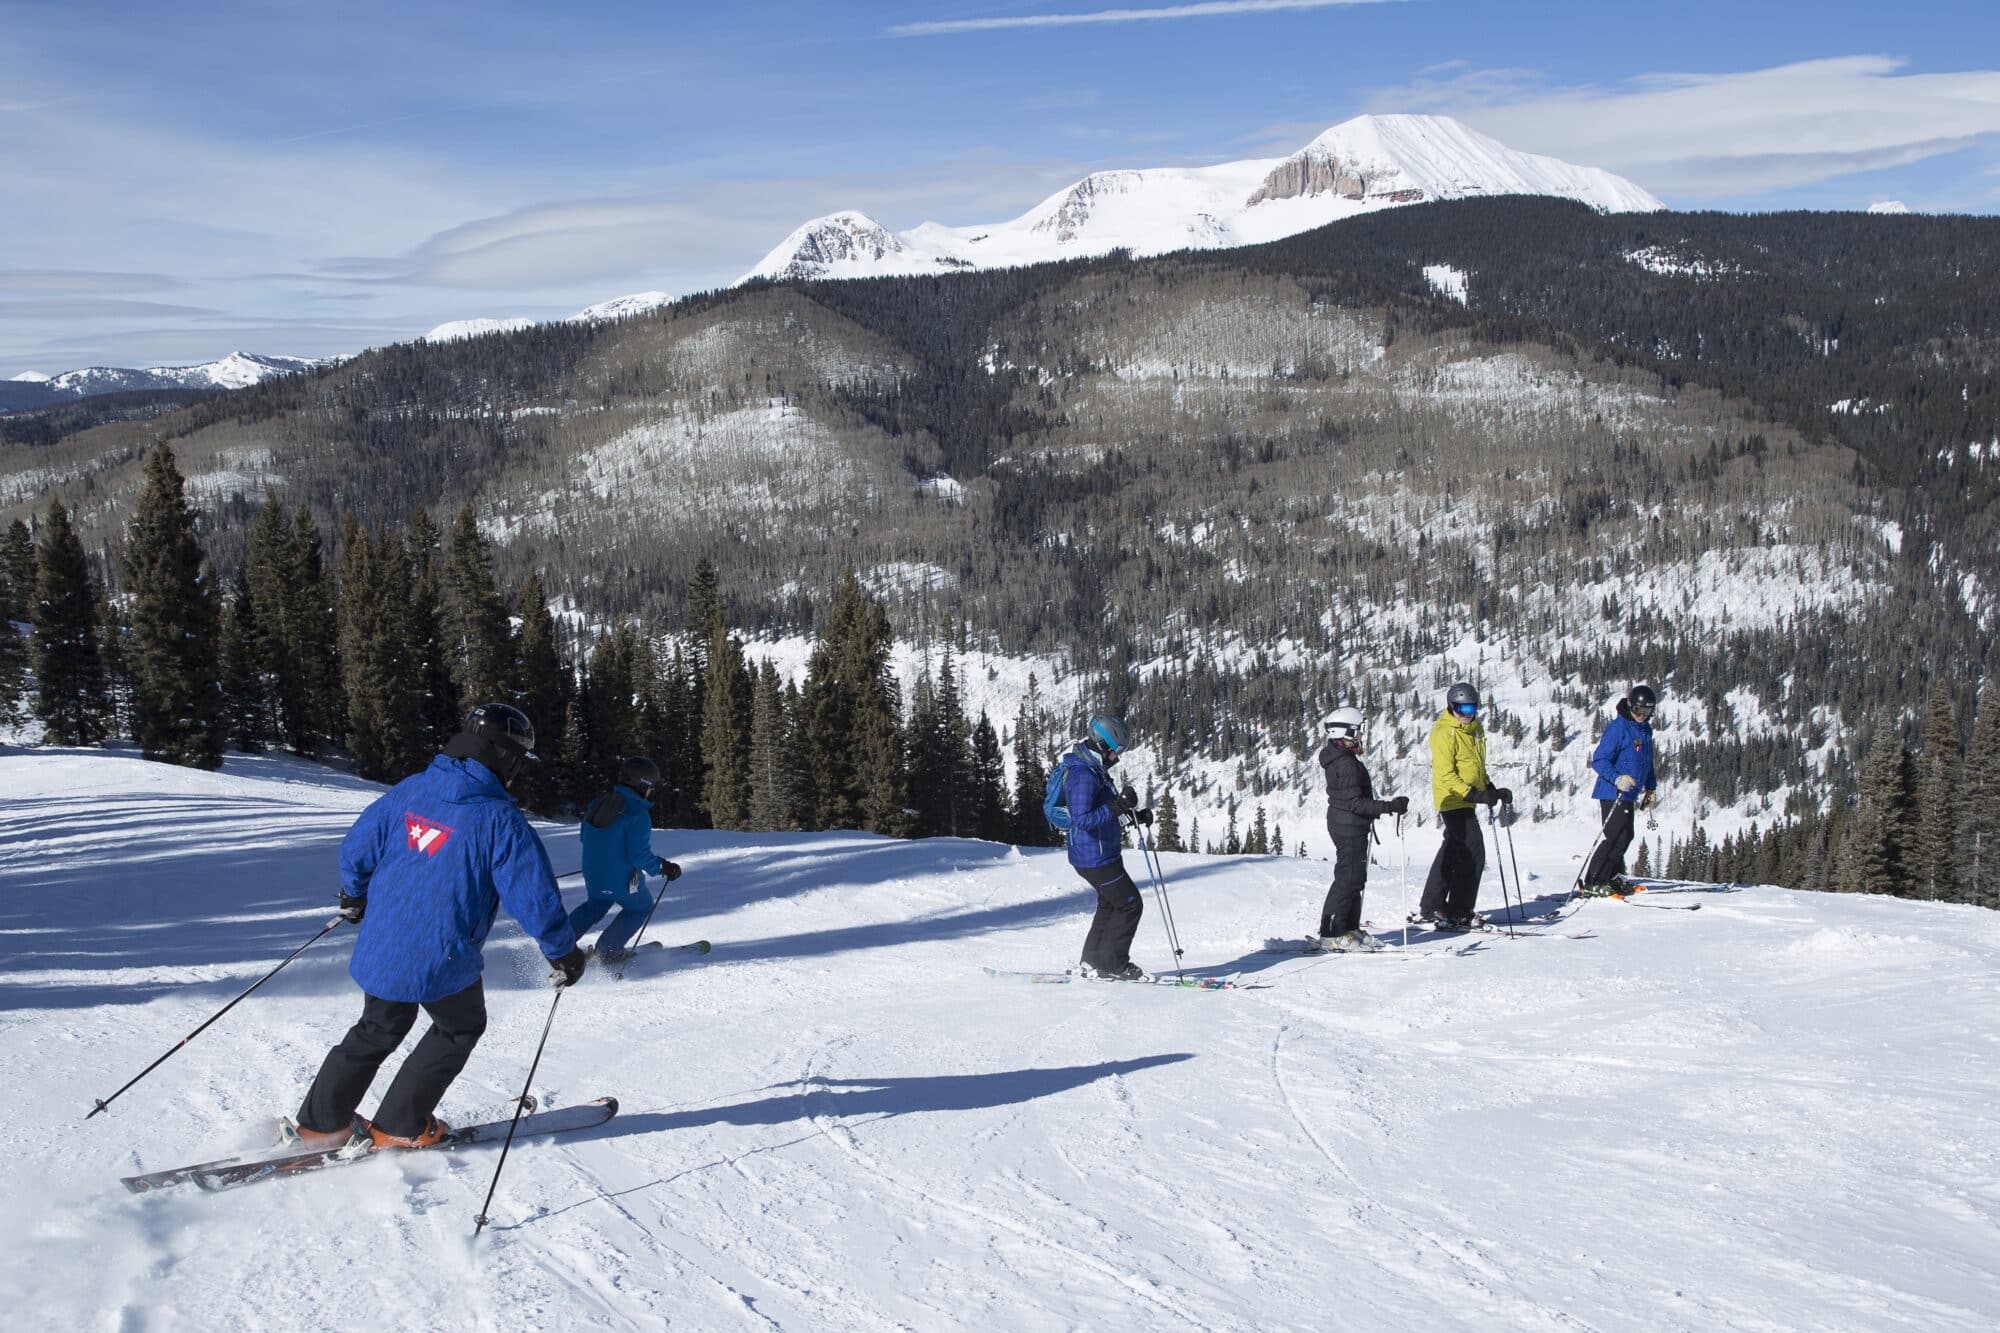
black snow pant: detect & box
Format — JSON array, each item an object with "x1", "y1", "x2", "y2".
[
  {"x1": 1419, "y1": 807, "x2": 1486, "y2": 920},
  {"x1": 1076, "y1": 860, "x2": 1144, "y2": 973},
  {"x1": 1582, "y1": 799, "x2": 1638, "y2": 886},
  {"x1": 1319, "y1": 833, "x2": 1370, "y2": 936},
  {"x1": 298, "y1": 980, "x2": 488, "y2": 1139}
]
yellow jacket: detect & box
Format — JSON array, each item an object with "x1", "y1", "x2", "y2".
[{"x1": 1429, "y1": 709, "x2": 1489, "y2": 811}]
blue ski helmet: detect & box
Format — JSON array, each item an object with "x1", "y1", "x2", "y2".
[{"x1": 1087, "y1": 714, "x2": 1130, "y2": 754}]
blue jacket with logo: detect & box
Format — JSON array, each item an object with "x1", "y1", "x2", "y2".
[
  {"x1": 340, "y1": 754, "x2": 576, "y2": 1003},
  {"x1": 1059, "y1": 745, "x2": 1125, "y2": 870},
  {"x1": 579, "y1": 784, "x2": 666, "y2": 898},
  {"x1": 1588, "y1": 708, "x2": 1657, "y2": 802}
]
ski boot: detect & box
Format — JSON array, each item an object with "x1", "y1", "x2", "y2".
[
  {"x1": 1575, "y1": 882, "x2": 1624, "y2": 899},
  {"x1": 368, "y1": 1116, "x2": 452, "y2": 1149},
  {"x1": 281, "y1": 1116, "x2": 365, "y2": 1153}
]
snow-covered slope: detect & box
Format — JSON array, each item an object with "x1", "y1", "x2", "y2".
[
  {"x1": 28, "y1": 351, "x2": 328, "y2": 398},
  {"x1": 737, "y1": 114, "x2": 1663, "y2": 285},
  {"x1": 421, "y1": 317, "x2": 537, "y2": 343},
  {"x1": 4, "y1": 747, "x2": 1997, "y2": 1330}
]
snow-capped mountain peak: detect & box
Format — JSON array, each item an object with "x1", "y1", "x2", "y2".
[{"x1": 745, "y1": 211, "x2": 919, "y2": 283}]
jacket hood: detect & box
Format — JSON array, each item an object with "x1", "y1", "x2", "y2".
[
  {"x1": 613, "y1": 783, "x2": 654, "y2": 812},
  {"x1": 427, "y1": 753, "x2": 511, "y2": 804}
]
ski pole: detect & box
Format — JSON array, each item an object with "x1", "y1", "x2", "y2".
[
  {"x1": 1573, "y1": 801, "x2": 1622, "y2": 895},
  {"x1": 1485, "y1": 804, "x2": 1517, "y2": 938},
  {"x1": 624, "y1": 869, "x2": 676, "y2": 953},
  {"x1": 1397, "y1": 813, "x2": 1409, "y2": 951},
  {"x1": 86, "y1": 914, "x2": 346, "y2": 1120},
  {"x1": 1135, "y1": 825, "x2": 1186, "y2": 975},
  {"x1": 474, "y1": 983, "x2": 565, "y2": 1236},
  {"x1": 1501, "y1": 801, "x2": 1527, "y2": 924}
]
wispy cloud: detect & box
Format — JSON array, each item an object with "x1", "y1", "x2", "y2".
[
  {"x1": 888, "y1": 0, "x2": 1400, "y2": 38},
  {"x1": 1369, "y1": 56, "x2": 2000, "y2": 200}
]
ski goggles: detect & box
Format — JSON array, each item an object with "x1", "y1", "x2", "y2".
[{"x1": 1451, "y1": 702, "x2": 1479, "y2": 717}]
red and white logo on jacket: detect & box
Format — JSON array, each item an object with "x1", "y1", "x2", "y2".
[{"x1": 405, "y1": 814, "x2": 455, "y2": 857}]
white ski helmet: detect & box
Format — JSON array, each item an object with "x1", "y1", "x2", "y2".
[{"x1": 1322, "y1": 706, "x2": 1364, "y2": 741}]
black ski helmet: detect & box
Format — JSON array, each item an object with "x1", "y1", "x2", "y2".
[
  {"x1": 619, "y1": 755, "x2": 662, "y2": 796},
  {"x1": 1446, "y1": 682, "x2": 1481, "y2": 715},
  {"x1": 1629, "y1": 684, "x2": 1659, "y2": 712},
  {"x1": 452, "y1": 701, "x2": 537, "y2": 784},
  {"x1": 1087, "y1": 714, "x2": 1130, "y2": 754}
]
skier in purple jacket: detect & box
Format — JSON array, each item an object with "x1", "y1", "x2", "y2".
[
  {"x1": 1055, "y1": 714, "x2": 1152, "y2": 980},
  {"x1": 289, "y1": 704, "x2": 584, "y2": 1151}
]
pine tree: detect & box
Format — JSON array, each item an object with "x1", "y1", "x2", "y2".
[
  {"x1": 1271, "y1": 823, "x2": 1285, "y2": 857},
  {"x1": 406, "y1": 509, "x2": 460, "y2": 750},
  {"x1": 701, "y1": 623, "x2": 753, "y2": 830},
  {"x1": 1225, "y1": 796, "x2": 1241, "y2": 854},
  {"x1": 805, "y1": 570, "x2": 904, "y2": 832},
  {"x1": 1962, "y1": 674, "x2": 2000, "y2": 909},
  {"x1": 747, "y1": 660, "x2": 793, "y2": 830},
  {"x1": 2, "y1": 519, "x2": 35, "y2": 624},
  {"x1": 245, "y1": 499, "x2": 300, "y2": 748},
  {"x1": 291, "y1": 507, "x2": 342, "y2": 751},
  {"x1": 1010, "y1": 696, "x2": 1053, "y2": 846},
  {"x1": 29, "y1": 498, "x2": 111, "y2": 745},
  {"x1": 970, "y1": 710, "x2": 1009, "y2": 841},
  {"x1": 580, "y1": 625, "x2": 643, "y2": 793},
  {"x1": 510, "y1": 570, "x2": 571, "y2": 815},
  {"x1": 122, "y1": 446, "x2": 225, "y2": 767},
  {"x1": 1834, "y1": 714, "x2": 1911, "y2": 896},
  {"x1": 1247, "y1": 805, "x2": 1270, "y2": 855},
  {"x1": 1155, "y1": 790, "x2": 1181, "y2": 851},
  {"x1": 94, "y1": 586, "x2": 132, "y2": 738},
  {"x1": 686, "y1": 557, "x2": 723, "y2": 676},
  {"x1": 337, "y1": 522, "x2": 423, "y2": 782},
  {"x1": 441, "y1": 504, "x2": 513, "y2": 707},
  {"x1": 906, "y1": 657, "x2": 943, "y2": 835},
  {"x1": 936, "y1": 646, "x2": 973, "y2": 835},
  {"x1": 1912, "y1": 682, "x2": 1961, "y2": 901},
  {"x1": 218, "y1": 569, "x2": 269, "y2": 753}
]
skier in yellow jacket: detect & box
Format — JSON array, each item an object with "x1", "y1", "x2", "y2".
[{"x1": 1417, "y1": 682, "x2": 1513, "y2": 930}]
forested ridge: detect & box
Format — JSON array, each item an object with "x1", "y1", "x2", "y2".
[{"x1": 2, "y1": 199, "x2": 1995, "y2": 906}]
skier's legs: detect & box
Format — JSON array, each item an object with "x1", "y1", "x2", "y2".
[
  {"x1": 565, "y1": 896, "x2": 613, "y2": 942},
  {"x1": 1076, "y1": 861, "x2": 1144, "y2": 971},
  {"x1": 296, "y1": 993, "x2": 420, "y2": 1134},
  {"x1": 1419, "y1": 838, "x2": 1450, "y2": 918},
  {"x1": 1442, "y1": 808, "x2": 1486, "y2": 918},
  {"x1": 592, "y1": 881, "x2": 658, "y2": 955},
  {"x1": 370, "y1": 980, "x2": 488, "y2": 1137},
  {"x1": 1320, "y1": 834, "x2": 1369, "y2": 935},
  {"x1": 1583, "y1": 800, "x2": 1637, "y2": 885}
]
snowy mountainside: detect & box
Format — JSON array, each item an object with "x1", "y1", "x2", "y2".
[
  {"x1": 0, "y1": 351, "x2": 331, "y2": 411},
  {"x1": 734, "y1": 114, "x2": 1661, "y2": 285},
  {"x1": 4, "y1": 748, "x2": 1999, "y2": 1330}
]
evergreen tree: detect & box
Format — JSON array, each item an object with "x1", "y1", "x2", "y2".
[
  {"x1": 1247, "y1": 805, "x2": 1270, "y2": 855},
  {"x1": 1187, "y1": 814, "x2": 1202, "y2": 855},
  {"x1": 94, "y1": 586, "x2": 132, "y2": 739},
  {"x1": 804, "y1": 570, "x2": 898, "y2": 831},
  {"x1": 906, "y1": 657, "x2": 943, "y2": 835},
  {"x1": 1225, "y1": 796, "x2": 1242, "y2": 854},
  {"x1": 1834, "y1": 714, "x2": 1911, "y2": 896},
  {"x1": 1271, "y1": 822, "x2": 1285, "y2": 857},
  {"x1": 122, "y1": 446, "x2": 225, "y2": 767},
  {"x1": 1912, "y1": 682, "x2": 1961, "y2": 902},
  {"x1": 290, "y1": 506, "x2": 342, "y2": 751},
  {"x1": 406, "y1": 508, "x2": 460, "y2": 750},
  {"x1": 747, "y1": 660, "x2": 793, "y2": 830},
  {"x1": 701, "y1": 623, "x2": 753, "y2": 830},
  {"x1": 686, "y1": 556, "x2": 723, "y2": 675},
  {"x1": 245, "y1": 499, "x2": 301, "y2": 748},
  {"x1": 510, "y1": 570, "x2": 571, "y2": 815},
  {"x1": 2, "y1": 519, "x2": 35, "y2": 623},
  {"x1": 218, "y1": 569, "x2": 269, "y2": 753},
  {"x1": 337, "y1": 522, "x2": 423, "y2": 782},
  {"x1": 580, "y1": 624, "x2": 643, "y2": 793},
  {"x1": 441, "y1": 504, "x2": 513, "y2": 707},
  {"x1": 969, "y1": 710, "x2": 1009, "y2": 841},
  {"x1": 29, "y1": 498, "x2": 110, "y2": 745},
  {"x1": 1962, "y1": 673, "x2": 2000, "y2": 909},
  {"x1": 0, "y1": 604, "x2": 21, "y2": 727},
  {"x1": 1010, "y1": 696, "x2": 1053, "y2": 847},
  {"x1": 1155, "y1": 790, "x2": 1181, "y2": 852}
]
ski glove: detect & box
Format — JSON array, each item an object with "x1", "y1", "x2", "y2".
[
  {"x1": 1466, "y1": 787, "x2": 1498, "y2": 806},
  {"x1": 1131, "y1": 807, "x2": 1153, "y2": 827},
  {"x1": 1492, "y1": 786, "x2": 1514, "y2": 806},
  {"x1": 657, "y1": 860, "x2": 682, "y2": 882},
  {"x1": 550, "y1": 946, "x2": 588, "y2": 988},
  {"x1": 1120, "y1": 783, "x2": 1140, "y2": 809},
  {"x1": 1639, "y1": 790, "x2": 1657, "y2": 809},
  {"x1": 1386, "y1": 796, "x2": 1410, "y2": 816},
  {"x1": 337, "y1": 894, "x2": 366, "y2": 924},
  {"x1": 1615, "y1": 774, "x2": 1638, "y2": 793}
]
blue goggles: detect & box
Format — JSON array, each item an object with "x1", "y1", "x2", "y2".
[{"x1": 1452, "y1": 702, "x2": 1480, "y2": 717}]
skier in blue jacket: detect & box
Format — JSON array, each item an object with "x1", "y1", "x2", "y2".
[
  {"x1": 1580, "y1": 684, "x2": 1660, "y2": 893},
  {"x1": 290, "y1": 703, "x2": 585, "y2": 1151},
  {"x1": 1057, "y1": 713, "x2": 1152, "y2": 980},
  {"x1": 568, "y1": 756, "x2": 682, "y2": 964}
]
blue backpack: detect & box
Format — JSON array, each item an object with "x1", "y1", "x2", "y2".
[{"x1": 1042, "y1": 756, "x2": 1075, "y2": 831}]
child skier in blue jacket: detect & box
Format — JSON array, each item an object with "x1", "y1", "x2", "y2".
[
  {"x1": 1057, "y1": 714, "x2": 1152, "y2": 980},
  {"x1": 1580, "y1": 685, "x2": 1660, "y2": 892},
  {"x1": 569, "y1": 756, "x2": 682, "y2": 962}
]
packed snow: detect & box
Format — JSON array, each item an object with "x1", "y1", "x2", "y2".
[
  {"x1": 4, "y1": 747, "x2": 1998, "y2": 1331},
  {"x1": 1423, "y1": 264, "x2": 1469, "y2": 305}
]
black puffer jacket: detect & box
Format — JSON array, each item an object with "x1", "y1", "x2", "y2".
[{"x1": 1319, "y1": 740, "x2": 1395, "y2": 838}]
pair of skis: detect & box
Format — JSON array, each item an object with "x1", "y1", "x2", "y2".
[
  {"x1": 122, "y1": 1097, "x2": 618, "y2": 1194},
  {"x1": 982, "y1": 966, "x2": 1241, "y2": 991}
]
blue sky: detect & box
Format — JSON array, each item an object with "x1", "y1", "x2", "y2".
[{"x1": 4, "y1": 0, "x2": 1998, "y2": 373}]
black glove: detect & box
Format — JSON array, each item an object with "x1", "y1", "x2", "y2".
[
  {"x1": 1467, "y1": 787, "x2": 1498, "y2": 806},
  {"x1": 337, "y1": 894, "x2": 366, "y2": 924},
  {"x1": 1492, "y1": 786, "x2": 1514, "y2": 806},
  {"x1": 550, "y1": 945, "x2": 587, "y2": 988},
  {"x1": 1119, "y1": 783, "x2": 1139, "y2": 809},
  {"x1": 1132, "y1": 807, "x2": 1153, "y2": 827},
  {"x1": 1386, "y1": 796, "x2": 1410, "y2": 816},
  {"x1": 658, "y1": 860, "x2": 682, "y2": 882}
]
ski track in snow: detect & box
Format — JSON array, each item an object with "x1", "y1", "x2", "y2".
[{"x1": 4, "y1": 747, "x2": 2000, "y2": 1330}]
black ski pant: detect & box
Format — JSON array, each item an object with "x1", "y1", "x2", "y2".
[
  {"x1": 1419, "y1": 807, "x2": 1485, "y2": 920},
  {"x1": 1319, "y1": 833, "x2": 1370, "y2": 936},
  {"x1": 298, "y1": 980, "x2": 487, "y2": 1139},
  {"x1": 1076, "y1": 859, "x2": 1144, "y2": 972},
  {"x1": 1582, "y1": 799, "x2": 1638, "y2": 886}
]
